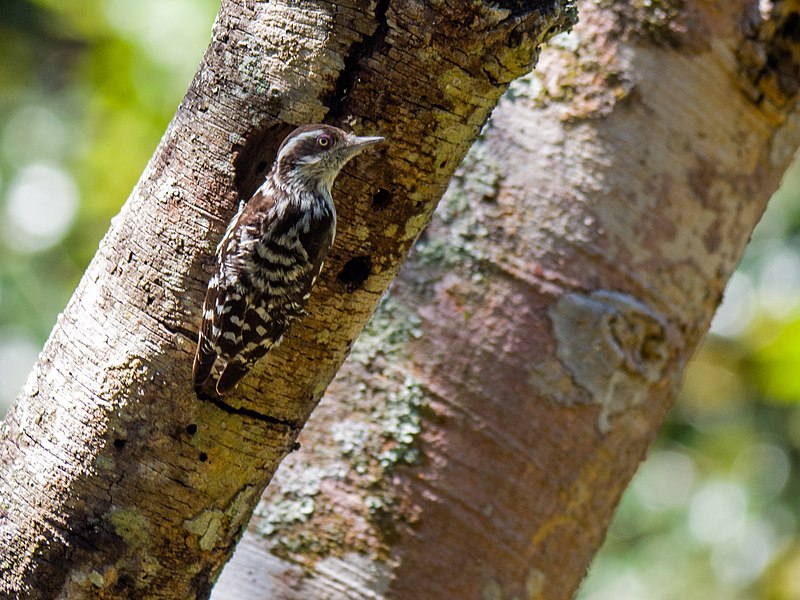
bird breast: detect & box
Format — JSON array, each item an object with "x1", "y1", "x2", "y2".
[{"x1": 245, "y1": 193, "x2": 334, "y2": 298}]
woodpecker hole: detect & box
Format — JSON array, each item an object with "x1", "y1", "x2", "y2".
[
  {"x1": 233, "y1": 122, "x2": 294, "y2": 198},
  {"x1": 113, "y1": 439, "x2": 126, "y2": 450},
  {"x1": 199, "y1": 452, "x2": 208, "y2": 462},
  {"x1": 784, "y1": 11, "x2": 800, "y2": 41},
  {"x1": 338, "y1": 256, "x2": 372, "y2": 291},
  {"x1": 371, "y1": 189, "x2": 391, "y2": 210},
  {"x1": 186, "y1": 424, "x2": 198, "y2": 435}
]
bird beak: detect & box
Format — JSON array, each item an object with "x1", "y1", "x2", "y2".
[{"x1": 345, "y1": 134, "x2": 385, "y2": 156}]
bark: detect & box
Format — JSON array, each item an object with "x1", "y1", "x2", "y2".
[
  {"x1": 212, "y1": 1, "x2": 800, "y2": 598},
  {"x1": 0, "y1": 1, "x2": 577, "y2": 598}
]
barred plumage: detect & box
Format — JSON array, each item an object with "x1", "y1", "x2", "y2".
[{"x1": 193, "y1": 124, "x2": 383, "y2": 395}]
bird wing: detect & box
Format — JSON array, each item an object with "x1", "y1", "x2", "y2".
[
  {"x1": 193, "y1": 185, "x2": 277, "y2": 389},
  {"x1": 192, "y1": 283, "x2": 219, "y2": 387},
  {"x1": 215, "y1": 207, "x2": 334, "y2": 395},
  {"x1": 297, "y1": 209, "x2": 335, "y2": 297}
]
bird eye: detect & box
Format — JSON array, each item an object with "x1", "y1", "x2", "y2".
[{"x1": 317, "y1": 135, "x2": 331, "y2": 148}]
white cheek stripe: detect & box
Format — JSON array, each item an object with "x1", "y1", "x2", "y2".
[{"x1": 277, "y1": 130, "x2": 323, "y2": 161}]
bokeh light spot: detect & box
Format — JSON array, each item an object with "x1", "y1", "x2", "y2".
[
  {"x1": 1, "y1": 105, "x2": 67, "y2": 168},
  {"x1": 4, "y1": 163, "x2": 79, "y2": 252},
  {"x1": 710, "y1": 272, "x2": 756, "y2": 338},
  {"x1": 733, "y1": 444, "x2": 790, "y2": 503},
  {"x1": 633, "y1": 450, "x2": 696, "y2": 511},
  {"x1": 689, "y1": 481, "x2": 747, "y2": 545},
  {"x1": 711, "y1": 519, "x2": 777, "y2": 586}
]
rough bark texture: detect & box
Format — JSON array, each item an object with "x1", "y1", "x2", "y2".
[
  {"x1": 0, "y1": 1, "x2": 577, "y2": 598},
  {"x1": 212, "y1": 1, "x2": 800, "y2": 598}
]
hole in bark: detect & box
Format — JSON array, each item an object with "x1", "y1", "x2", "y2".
[
  {"x1": 784, "y1": 12, "x2": 800, "y2": 41},
  {"x1": 198, "y1": 452, "x2": 208, "y2": 462},
  {"x1": 113, "y1": 439, "x2": 126, "y2": 450},
  {"x1": 371, "y1": 189, "x2": 391, "y2": 210},
  {"x1": 439, "y1": 159, "x2": 447, "y2": 169},
  {"x1": 292, "y1": 441, "x2": 301, "y2": 452},
  {"x1": 233, "y1": 122, "x2": 295, "y2": 199},
  {"x1": 337, "y1": 256, "x2": 372, "y2": 291},
  {"x1": 186, "y1": 424, "x2": 198, "y2": 435}
]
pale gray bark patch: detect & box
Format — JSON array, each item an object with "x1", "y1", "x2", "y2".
[
  {"x1": 547, "y1": 290, "x2": 671, "y2": 432},
  {"x1": 212, "y1": 543, "x2": 392, "y2": 600}
]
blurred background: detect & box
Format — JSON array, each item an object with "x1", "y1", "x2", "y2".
[{"x1": 2, "y1": 1, "x2": 799, "y2": 598}]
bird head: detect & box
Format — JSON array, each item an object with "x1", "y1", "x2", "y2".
[{"x1": 274, "y1": 124, "x2": 384, "y2": 192}]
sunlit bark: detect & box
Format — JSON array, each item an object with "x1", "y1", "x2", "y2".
[
  {"x1": 214, "y1": 1, "x2": 800, "y2": 598},
  {"x1": 0, "y1": 0, "x2": 575, "y2": 597}
]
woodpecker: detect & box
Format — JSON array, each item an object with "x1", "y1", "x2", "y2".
[{"x1": 193, "y1": 124, "x2": 383, "y2": 395}]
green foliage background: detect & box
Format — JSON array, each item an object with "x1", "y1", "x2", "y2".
[{"x1": 2, "y1": 2, "x2": 799, "y2": 598}]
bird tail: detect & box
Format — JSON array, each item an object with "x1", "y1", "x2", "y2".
[
  {"x1": 216, "y1": 360, "x2": 251, "y2": 396},
  {"x1": 193, "y1": 333, "x2": 217, "y2": 390}
]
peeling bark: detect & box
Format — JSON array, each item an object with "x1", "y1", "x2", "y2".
[
  {"x1": 0, "y1": 0, "x2": 576, "y2": 598},
  {"x1": 213, "y1": 1, "x2": 800, "y2": 598}
]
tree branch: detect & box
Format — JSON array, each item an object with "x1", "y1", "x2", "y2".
[{"x1": 0, "y1": 0, "x2": 576, "y2": 597}]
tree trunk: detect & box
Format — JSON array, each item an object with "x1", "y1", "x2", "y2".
[
  {"x1": 0, "y1": 1, "x2": 576, "y2": 598},
  {"x1": 212, "y1": 1, "x2": 800, "y2": 598}
]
